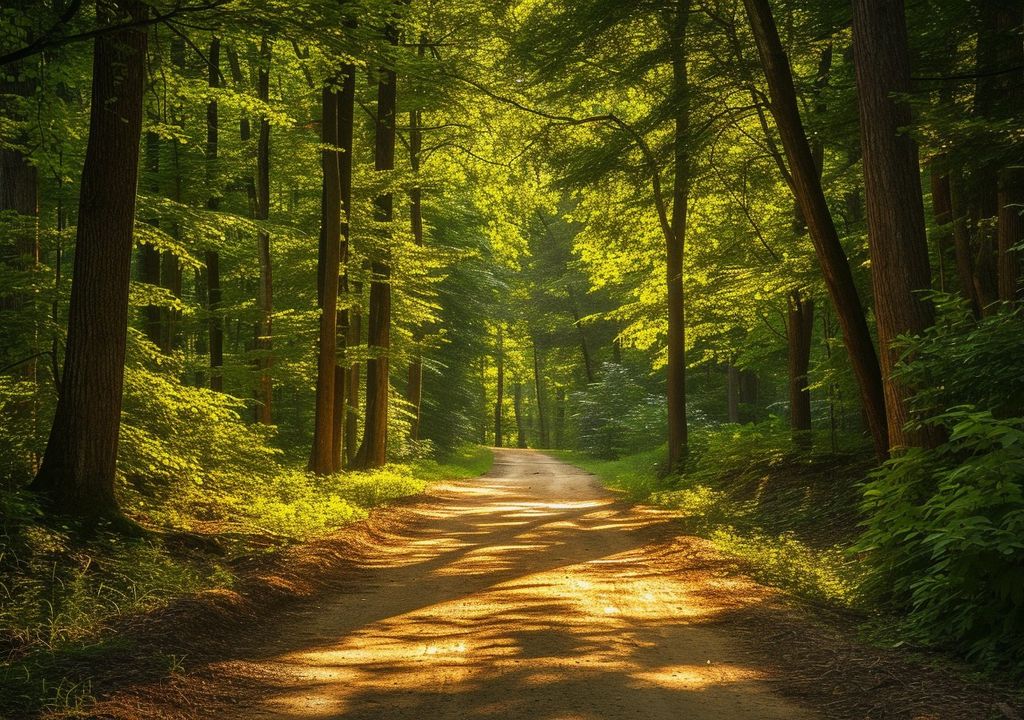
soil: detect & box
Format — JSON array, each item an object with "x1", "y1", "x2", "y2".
[{"x1": 81, "y1": 449, "x2": 1021, "y2": 720}]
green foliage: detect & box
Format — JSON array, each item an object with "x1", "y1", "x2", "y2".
[
  {"x1": 570, "y1": 363, "x2": 667, "y2": 458},
  {"x1": 856, "y1": 410, "x2": 1024, "y2": 671}
]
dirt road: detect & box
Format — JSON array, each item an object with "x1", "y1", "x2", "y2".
[{"x1": 202, "y1": 448, "x2": 816, "y2": 719}]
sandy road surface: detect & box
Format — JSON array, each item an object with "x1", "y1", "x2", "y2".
[{"x1": 199, "y1": 448, "x2": 816, "y2": 720}]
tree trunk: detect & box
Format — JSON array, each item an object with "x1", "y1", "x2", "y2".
[
  {"x1": 254, "y1": 37, "x2": 273, "y2": 424},
  {"x1": 332, "y1": 55, "x2": 356, "y2": 469},
  {"x1": 344, "y1": 302, "x2": 361, "y2": 467},
  {"x1": 726, "y1": 364, "x2": 740, "y2": 423},
  {"x1": 310, "y1": 83, "x2": 342, "y2": 475},
  {"x1": 514, "y1": 382, "x2": 527, "y2": 449},
  {"x1": 555, "y1": 387, "x2": 565, "y2": 448},
  {"x1": 32, "y1": 1, "x2": 147, "y2": 519},
  {"x1": 139, "y1": 130, "x2": 162, "y2": 346},
  {"x1": 996, "y1": 7, "x2": 1024, "y2": 302},
  {"x1": 665, "y1": 0, "x2": 690, "y2": 474},
  {"x1": 494, "y1": 327, "x2": 504, "y2": 447},
  {"x1": 787, "y1": 291, "x2": 814, "y2": 448},
  {"x1": 405, "y1": 40, "x2": 427, "y2": 441},
  {"x1": 933, "y1": 157, "x2": 982, "y2": 316},
  {"x1": 353, "y1": 19, "x2": 398, "y2": 469},
  {"x1": 532, "y1": 338, "x2": 549, "y2": 448},
  {"x1": 851, "y1": 0, "x2": 937, "y2": 450},
  {"x1": 205, "y1": 37, "x2": 224, "y2": 391},
  {"x1": 744, "y1": 0, "x2": 889, "y2": 457}
]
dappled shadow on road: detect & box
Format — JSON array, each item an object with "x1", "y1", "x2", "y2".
[{"x1": 195, "y1": 449, "x2": 811, "y2": 720}]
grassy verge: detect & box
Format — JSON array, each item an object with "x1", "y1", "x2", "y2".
[
  {"x1": 0, "y1": 445, "x2": 492, "y2": 718},
  {"x1": 552, "y1": 429, "x2": 873, "y2": 609}
]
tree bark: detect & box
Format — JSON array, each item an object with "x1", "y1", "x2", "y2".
[
  {"x1": 310, "y1": 83, "x2": 342, "y2": 475},
  {"x1": 532, "y1": 338, "x2": 549, "y2": 447},
  {"x1": 514, "y1": 381, "x2": 527, "y2": 449},
  {"x1": 205, "y1": 37, "x2": 224, "y2": 391},
  {"x1": 139, "y1": 130, "x2": 162, "y2": 346},
  {"x1": 405, "y1": 39, "x2": 427, "y2": 441},
  {"x1": 494, "y1": 327, "x2": 504, "y2": 447},
  {"x1": 665, "y1": 0, "x2": 690, "y2": 473},
  {"x1": 353, "y1": 19, "x2": 398, "y2": 468},
  {"x1": 786, "y1": 291, "x2": 814, "y2": 448},
  {"x1": 332, "y1": 55, "x2": 356, "y2": 469},
  {"x1": 254, "y1": 37, "x2": 273, "y2": 424},
  {"x1": 744, "y1": 0, "x2": 889, "y2": 457},
  {"x1": 344, "y1": 301, "x2": 361, "y2": 467},
  {"x1": 32, "y1": 0, "x2": 147, "y2": 519},
  {"x1": 851, "y1": 0, "x2": 937, "y2": 450}
]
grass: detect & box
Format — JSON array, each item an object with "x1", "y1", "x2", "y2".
[
  {"x1": 554, "y1": 427, "x2": 873, "y2": 609},
  {"x1": 0, "y1": 444, "x2": 492, "y2": 718}
]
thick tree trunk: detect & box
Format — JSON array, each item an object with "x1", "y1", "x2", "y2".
[
  {"x1": 786, "y1": 291, "x2": 814, "y2": 448},
  {"x1": 310, "y1": 84, "x2": 342, "y2": 475},
  {"x1": 254, "y1": 37, "x2": 273, "y2": 424},
  {"x1": 205, "y1": 37, "x2": 224, "y2": 391},
  {"x1": 494, "y1": 328, "x2": 504, "y2": 447},
  {"x1": 353, "y1": 20, "x2": 398, "y2": 469},
  {"x1": 332, "y1": 57, "x2": 356, "y2": 469},
  {"x1": 745, "y1": 0, "x2": 889, "y2": 457},
  {"x1": 851, "y1": 0, "x2": 937, "y2": 450},
  {"x1": 532, "y1": 338, "x2": 549, "y2": 448},
  {"x1": 32, "y1": 1, "x2": 147, "y2": 519},
  {"x1": 665, "y1": 0, "x2": 690, "y2": 473}
]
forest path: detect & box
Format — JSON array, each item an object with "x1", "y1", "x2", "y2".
[{"x1": 207, "y1": 448, "x2": 817, "y2": 720}]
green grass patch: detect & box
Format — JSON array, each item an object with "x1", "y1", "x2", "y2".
[{"x1": 0, "y1": 445, "x2": 492, "y2": 718}]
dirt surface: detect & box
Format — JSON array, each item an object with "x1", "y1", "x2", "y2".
[
  {"x1": 182, "y1": 449, "x2": 817, "y2": 719},
  {"x1": 85, "y1": 448, "x2": 1019, "y2": 720}
]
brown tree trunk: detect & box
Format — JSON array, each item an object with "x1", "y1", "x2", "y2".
[
  {"x1": 514, "y1": 382, "x2": 527, "y2": 449},
  {"x1": 786, "y1": 291, "x2": 814, "y2": 448},
  {"x1": 205, "y1": 37, "x2": 224, "y2": 391},
  {"x1": 139, "y1": 130, "x2": 162, "y2": 346},
  {"x1": 353, "y1": 19, "x2": 398, "y2": 469},
  {"x1": 494, "y1": 327, "x2": 504, "y2": 447},
  {"x1": 405, "y1": 39, "x2": 427, "y2": 442},
  {"x1": 934, "y1": 157, "x2": 982, "y2": 316},
  {"x1": 254, "y1": 37, "x2": 273, "y2": 424},
  {"x1": 332, "y1": 55, "x2": 356, "y2": 469},
  {"x1": 995, "y1": 7, "x2": 1024, "y2": 302},
  {"x1": 726, "y1": 364, "x2": 740, "y2": 423},
  {"x1": 745, "y1": 0, "x2": 889, "y2": 457},
  {"x1": 344, "y1": 303, "x2": 361, "y2": 467},
  {"x1": 533, "y1": 338, "x2": 549, "y2": 448},
  {"x1": 665, "y1": 0, "x2": 690, "y2": 474},
  {"x1": 32, "y1": 1, "x2": 148, "y2": 519},
  {"x1": 310, "y1": 83, "x2": 342, "y2": 475},
  {"x1": 568, "y1": 298, "x2": 595, "y2": 384},
  {"x1": 555, "y1": 387, "x2": 565, "y2": 448},
  {"x1": 851, "y1": 0, "x2": 937, "y2": 450}
]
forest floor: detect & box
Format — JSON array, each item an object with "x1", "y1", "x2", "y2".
[{"x1": 68, "y1": 449, "x2": 1018, "y2": 720}]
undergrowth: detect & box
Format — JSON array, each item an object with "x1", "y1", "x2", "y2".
[{"x1": 0, "y1": 445, "x2": 491, "y2": 718}]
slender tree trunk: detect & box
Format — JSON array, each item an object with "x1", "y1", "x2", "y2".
[
  {"x1": 32, "y1": 0, "x2": 147, "y2": 519},
  {"x1": 344, "y1": 302, "x2": 361, "y2": 467},
  {"x1": 996, "y1": 7, "x2": 1024, "y2": 302},
  {"x1": 310, "y1": 83, "x2": 342, "y2": 475},
  {"x1": 532, "y1": 338, "x2": 549, "y2": 447},
  {"x1": 139, "y1": 130, "x2": 162, "y2": 345},
  {"x1": 726, "y1": 363, "x2": 740, "y2": 423},
  {"x1": 786, "y1": 291, "x2": 814, "y2": 448},
  {"x1": 332, "y1": 55, "x2": 356, "y2": 469},
  {"x1": 405, "y1": 39, "x2": 427, "y2": 441},
  {"x1": 933, "y1": 157, "x2": 982, "y2": 316},
  {"x1": 513, "y1": 382, "x2": 527, "y2": 449},
  {"x1": 494, "y1": 327, "x2": 504, "y2": 447},
  {"x1": 205, "y1": 37, "x2": 224, "y2": 391},
  {"x1": 744, "y1": 0, "x2": 889, "y2": 457},
  {"x1": 555, "y1": 387, "x2": 565, "y2": 448},
  {"x1": 568, "y1": 299, "x2": 595, "y2": 384},
  {"x1": 353, "y1": 19, "x2": 398, "y2": 468},
  {"x1": 851, "y1": 0, "x2": 937, "y2": 450},
  {"x1": 665, "y1": 0, "x2": 690, "y2": 473},
  {"x1": 254, "y1": 37, "x2": 273, "y2": 424}
]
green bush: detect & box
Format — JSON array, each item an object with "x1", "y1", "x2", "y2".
[
  {"x1": 570, "y1": 363, "x2": 666, "y2": 458},
  {"x1": 855, "y1": 409, "x2": 1024, "y2": 669}
]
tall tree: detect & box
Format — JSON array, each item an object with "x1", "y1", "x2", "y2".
[
  {"x1": 31, "y1": 0, "x2": 148, "y2": 519},
  {"x1": 850, "y1": 0, "x2": 936, "y2": 450},
  {"x1": 206, "y1": 36, "x2": 225, "y2": 391},
  {"x1": 786, "y1": 290, "x2": 813, "y2": 446},
  {"x1": 353, "y1": 17, "x2": 398, "y2": 468},
  {"x1": 310, "y1": 82, "x2": 342, "y2": 475},
  {"x1": 744, "y1": 0, "x2": 889, "y2": 456},
  {"x1": 254, "y1": 37, "x2": 273, "y2": 424}
]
